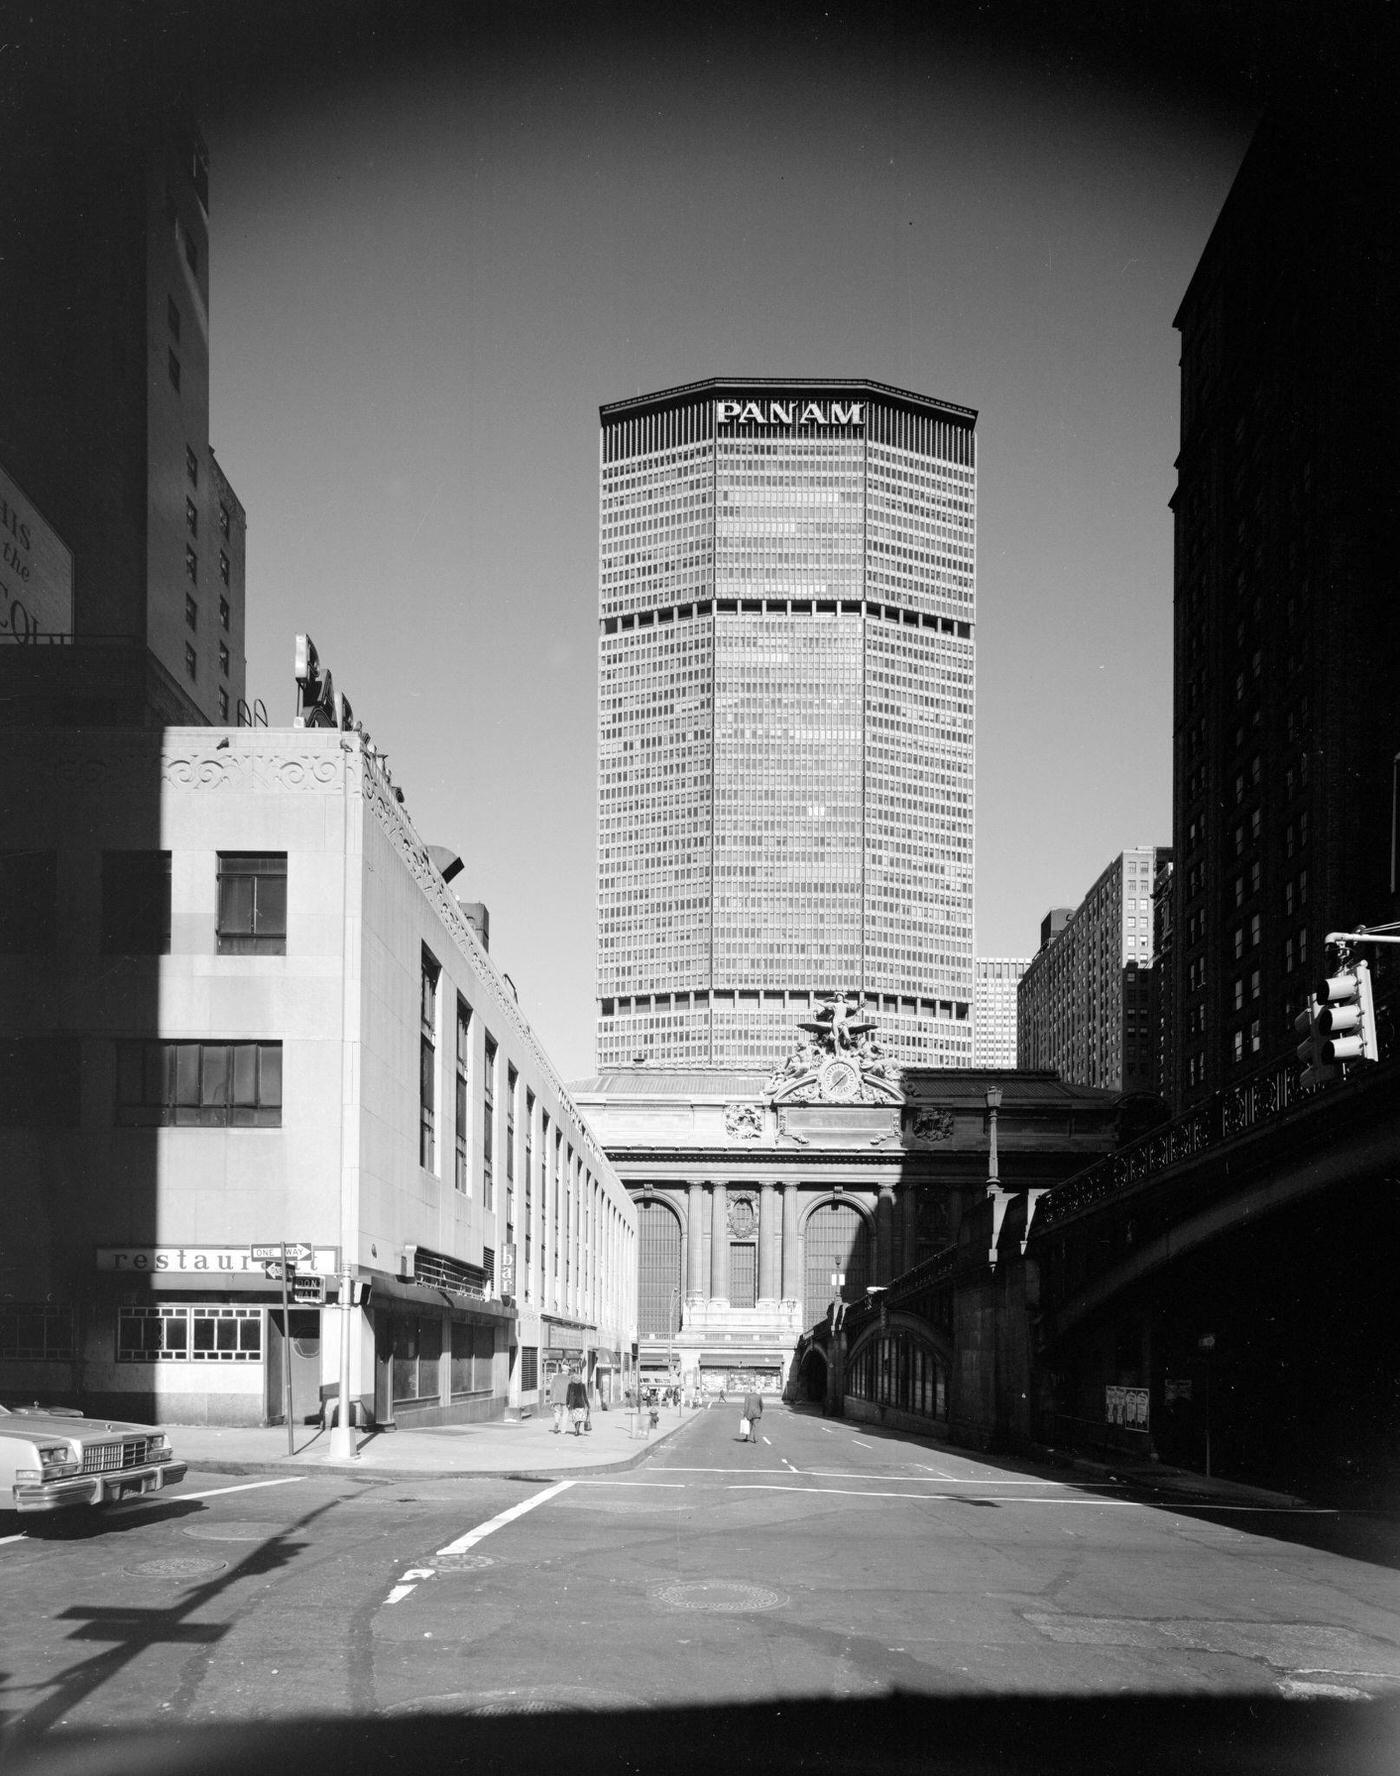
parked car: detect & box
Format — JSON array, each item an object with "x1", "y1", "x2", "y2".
[{"x1": 0, "y1": 1402, "x2": 186, "y2": 1513}]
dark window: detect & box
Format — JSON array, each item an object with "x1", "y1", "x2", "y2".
[
  {"x1": 0, "y1": 1302, "x2": 76, "y2": 1360},
  {"x1": 216, "y1": 852, "x2": 286, "y2": 954},
  {"x1": 168, "y1": 349, "x2": 181, "y2": 391},
  {"x1": 219, "y1": 595, "x2": 230, "y2": 630},
  {"x1": 0, "y1": 850, "x2": 57, "y2": 951},
  {"x1": 454, "y1": 998, "x2": 472, "y2": 1193},
  {"x1": 185, "y1": 593, "x2": 198, "y2": 630},
  {"x1": 219, "y1": 550, "x2": 230, "y2": 585},
  {"x1": 184, "y1": 228, "x2": 198, "y2": 276},
  {"x1": 219, "y1": 503, "x2": 231, "y2": 538},
  {"x1": 520, "y1": 1345, "x2": 538, "y2": 1392},
  {"x1": 167, "y1": 294, "x2": 181, "y2": 338},
  {"x1": 185, "y1": 545, "x2": 198, "y2": 584},
  {"x1": 392, "y1": 1313, "x2": 443, "y2": 1405},
  {"x1": 184, "y1": 642, "x2": 197, "y2": 681},
  {"x1": 0, "y1": 1038, "x2": 80, "y2": 1127},
  {"x1": 186, "y1": 444, "x2": 198, "y2": 486},
  {"x1": 218, "y1": 641, "x2": 229, "y2": 677},
  {"x1": 420, "y1": 950, "x2": 439, "y2": 1168},
  {"x1": 186, "y1": 496, "x2": 198, "y2": 536},
  {"x1": 218, "y1": 687, "x2": 229, "y2": 721},
  {"x1": 482, "y1": 1035, "x2": 497, "y2": 1205},
  {"x1": 101, "y1": 851, "x2": 171, "y2": 954},
  {"x1": 115, "y1": 1039, "x2": 282, "y2": 1126}
]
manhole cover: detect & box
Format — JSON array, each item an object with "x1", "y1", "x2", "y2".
[
  {"x1": 383, "y1": 1686, "x2": 636, "y2": 1717},
  {"x1": 653, "y1": 1580, "x2": 786, "y2": 1613},
  {"x1": 430, "y1": 1552, "x2": 494, "y2": 1572},
  {"x1": 182, "y1": 1521, "x2": 271, "y2": 1542},
  {"x1": 126, "y1": 1556, "x2": 229, "y2": 1579}
]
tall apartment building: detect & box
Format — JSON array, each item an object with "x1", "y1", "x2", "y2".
[
  {"x1": 596, "y1": 379, "x2": 977, "y2": 1070},
  {"x1": 973, "y1": 958, "x2": 1029, "y2": 1067},
  {"x1": 1018, "y1": 847, "x2": 1170, "y2": 1092},
  {"x1": 0, "y1": 60, "x2": 246, "y2": 728},
  {"x1": 1169, "y1": 96, "x2": 1400, "y2": 1109}
]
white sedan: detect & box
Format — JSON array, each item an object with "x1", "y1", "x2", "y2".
[{"x1": 0, "y1": 1402, "x2": 186, "y2": 1513}]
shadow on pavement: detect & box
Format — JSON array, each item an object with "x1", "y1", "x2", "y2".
[{"x1": 4, "y1": 1694, "x2": 1396, "y2": 1776}]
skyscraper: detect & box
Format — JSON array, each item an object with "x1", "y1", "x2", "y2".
[
  {"x1": 973, "y1": 958, "x2": 1030, "y2": 1068},
  {"x1": 0, "y1": 48, "x2": 246, "y2": 729},
  {"x1": 1169, "y1": 94, "x2": 1400, "y2": 1109},
  {"x1": 596, "y1": 379, "x2": 977, "y2": 1069}
]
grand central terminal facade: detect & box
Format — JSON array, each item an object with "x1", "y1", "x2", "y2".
[{"x1": 573, "y1": 998, "x2": 1120, "y2": 1398}]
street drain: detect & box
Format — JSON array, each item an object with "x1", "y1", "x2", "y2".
[
  {"x1": 383, "y1": 1686, "x2": 637, "y2": 1717},
  {"x1": 430, "y1": 1552, "x2": 495, "y2": 1572},
  {"x1": 126, "y1": 1556, "x2": 229, "y2": 1579},
  {"x1": 653, "y1": 1580, "x2": 786, "y2": 1613},
  {"x1": 182, "y1": 1521, "x2": 273, "y2": 1542}
]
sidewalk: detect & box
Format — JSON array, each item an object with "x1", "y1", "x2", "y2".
[
  {"x1": 166, "y1": 1402, "x2": 703, "y2": 1482},
  {"x1": 1054, "y1": 1450, "x2": 1312, "y2": 1509}
]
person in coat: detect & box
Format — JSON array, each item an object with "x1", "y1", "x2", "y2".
[
  {"x1": 565, "y1": 1370, "x2": 588, "y2": 1435},
  {"x1": 549, "y1": 1365, "x2": 570, "y2": 1434},
  {"x1": 741, "y1": 1388, "x2": 763, "y2": 1443}
]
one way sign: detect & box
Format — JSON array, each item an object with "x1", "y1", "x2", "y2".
[{"x1": 251, "y1": 1243, "x2": 313, "y2": 1263}]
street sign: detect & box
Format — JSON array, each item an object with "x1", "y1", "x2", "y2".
[
  {"x1": 251, "y1": 1243, "x2": 313, "y2": 1262},
  {"x1": 263, "y1": 1260, "x2": 298, "y2": 1281},
  {"x1": 292, "y1": 1274, "x2": 326, "y2": 1305}
]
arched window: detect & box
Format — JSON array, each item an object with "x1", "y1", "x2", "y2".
[
  {"x1": 802, "y1": 1199, "x2": 871, "y2": 1328},
  {"x1": 637, "y1": 1199, "x2": 682, "y2": 1337}
]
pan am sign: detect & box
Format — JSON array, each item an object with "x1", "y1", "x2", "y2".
[{"x1": 0, "y1": 462, "x2": 73, "y2": 642}]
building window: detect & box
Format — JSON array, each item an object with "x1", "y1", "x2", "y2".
[
  {"x1": 454, "y1": 998, "x2": 472, "y2": 1193},
  {"x1": 219, "y1": 595, "x2": 230, "y2": 630},
  {"x1": 506, "y1": 1064, "x2": 518, "y2": 1187},
  {"x1": 102, "y1": 851, "x2": 171, "y2": 954},
  {"x1": 219, "y1": 503, "x2": 231, "y2": 538},
  {"x1": 420, "y1": 949, "x2": 439, "y2": 1170},
  {"x1": 216, "y1": 852, "x2": 287, "y2": 954},
  {"x1": 483, "y1": 1034, "x2": 497, "y2": 1207},
  {"x1": 219, "y1": 641, "x2": 229, "y2": 677},
  {"x1": 185, "y1": 545, "x2": 198, "y2": 583},
  {"x1": 0, "y1": 1038, "x2": 80, "y2": 1127},
  {"x1": 184, "y1": 643, "x2": 197, "y2": 681},
  {"x1": 186, "y1": 593, "x2": 198, "y2": 630},
  {"x1": 115, "y1": 1040, "x2": 283, "y2": 1126},
  {"x1": 186, "y1": 444, "x2": 199, "y2": 486},
  {"x1": 218, "y1": 687, "x2": 229, "y2": 721},
  {"x1": 0, "y1": 850, "x2": 57, "y2": 951},
  {"x1": 167, "y1": 294, "x2": 181, "y2": 338},
  {"x1": 168, "y1": 349, "x2": 181, "y2": 391},
  {"x1": 184, "y1": 229, "x2": 198, "y2": 276},
  {"x1": 185, "y1": 497, "x2": 198, "y2": 536},
  {"x1": 1, "y1": 1302, "x2": 76, "y2": 1360},
  {"x1": 219, "y1": 550, "x2": 230, "y2": 586},
  {"x1": 117, "y1": 1304, "x2": 261, "y2": 1362}
]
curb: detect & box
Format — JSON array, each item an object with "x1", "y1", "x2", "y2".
[{"x1": 174, "y1": 1411, "x2": 699, "y2": 1485}]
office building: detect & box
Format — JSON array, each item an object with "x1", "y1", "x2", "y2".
[
  {"x1": 0, "y1": 79, "x2": 246, "y2": 727},
  {"x1": 0, "y1": 672, "x2": 636, "y2": 1427},
  {"x1": 973, "y1": 958, "x2": 1030, "y2": 1068},
  {"x1": 596, "y1": 378, "x2": 977, "y2": 1070},
  {"x1": 1170, "y1": 96, "x2": 1400, "y2": 1108},
  {"x1": 1018, "y1": 848, "x2": 1170, "y2": 1092}
]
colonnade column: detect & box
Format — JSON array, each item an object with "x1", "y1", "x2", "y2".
[
  {"x1": 901, "y1": 1182, "x2": 919, "y2": 1274},
  {"x1": 780, "y1": 1180, "x2": 800, "y2": 1302},
  {"x1": 709, "y1": 1179, "x2": 729, "y2": 1305},
  {"x1": 686, "y1": 1180, "x2": 706, "y2": 1304},
  {"x1": 757, "y1": 1180, "x2": 777, "y2": 1303},
  {"x1": 876, "y1": 1183, "x2": 895, "y2": 1284}
]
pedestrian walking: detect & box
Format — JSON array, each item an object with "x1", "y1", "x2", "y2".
[
  {"x1": 566, "y1": 1369, "x2": 588, "y2": 1436},
  {"x1": 741, "y1": 1388, "x2": 763, "y2": 1443},
  {"x1": 549, "y1": 1364, "x2": 569, "y2": 1434}
]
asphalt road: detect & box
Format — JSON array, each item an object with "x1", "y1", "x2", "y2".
[{"x1": 3, "y1": 1405, "x2": 1399, "y2": 1771}]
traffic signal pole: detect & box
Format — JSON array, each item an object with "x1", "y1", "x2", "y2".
[{"x1": 280, "y1": 1242, "x2": 294, "y2": 1456}]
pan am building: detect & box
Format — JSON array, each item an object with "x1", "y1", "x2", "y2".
[{"x1": 597, "y1": 378, "x2": 977, "y2": 1070}]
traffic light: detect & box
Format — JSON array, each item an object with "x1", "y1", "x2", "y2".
[
  {"x1": 1294, "y1": 995, "x2": 1337, "y2": 1090},
  {"x1": 1315, "y1": 959, "x2": 1380, "y2": 1064}
]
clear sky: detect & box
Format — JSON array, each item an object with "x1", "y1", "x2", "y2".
[{"x1": 178, "y1": 1, "x2": 1268, "y2": 1080}]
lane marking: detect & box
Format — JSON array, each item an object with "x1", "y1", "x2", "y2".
[
  {"x1": 385, "y1": 1478, "x2": 576, "y2": 1607},
  {"x1": 178, "y1": 1477, "x2": 310, "y2": 1500},
  {"x1": 762, "y1": 1436, "x2": 772, "y2": 1446},
  {"x1": 435, "y1": 1479, "x2": 575, "y2": 1556},
  {"x1": 781, "y1": 1459, "x2": 798, "y2": 1473},
  {"x1": 573, "y1": 1480, "x2": 685, "y2": 1489},
  {"x1": 798, "y1": 1470, "x2": 1123, "y2": 1488},
  {"x1": 850, "y1": 1438, "x2": 873, "y2": 1449}
]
